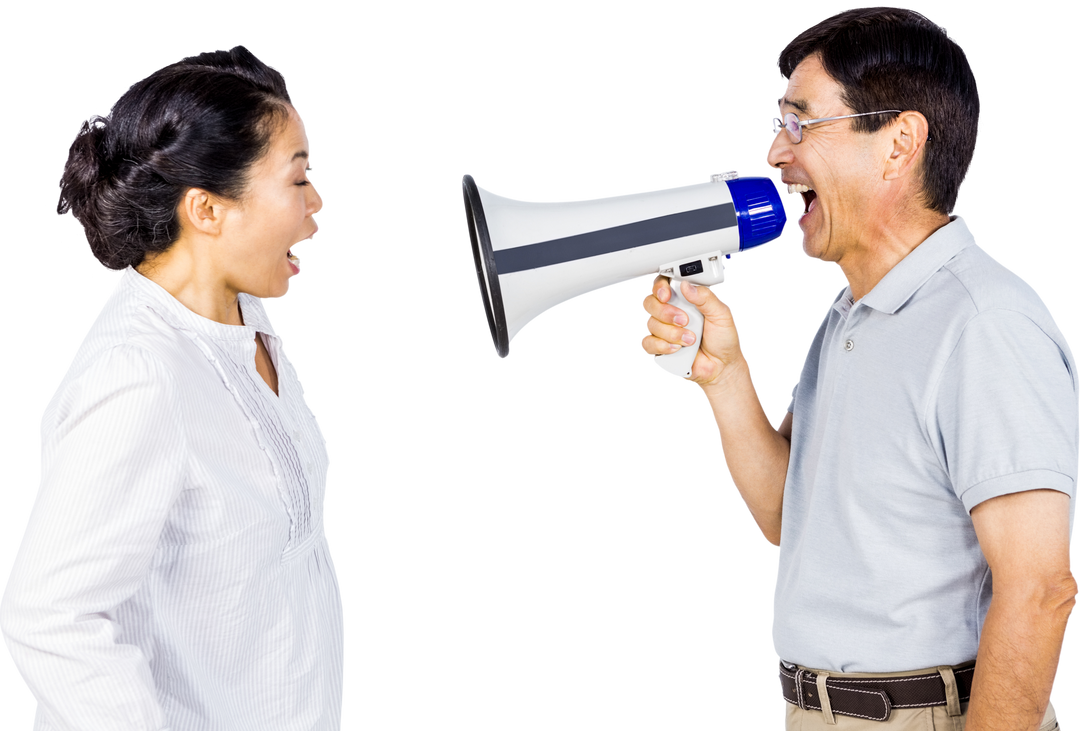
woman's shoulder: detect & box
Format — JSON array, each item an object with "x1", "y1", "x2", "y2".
[{"x1": 51, "y1": 272, "x2": 223, "y2": 423}]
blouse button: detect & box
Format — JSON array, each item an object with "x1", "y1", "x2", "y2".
[{"x1": 844, "y1": 339, "x2": 854, "y2": 351}]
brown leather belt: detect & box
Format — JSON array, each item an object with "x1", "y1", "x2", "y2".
[{"x1": 779, "y1": 661, "x2": 975, "y2": 722}]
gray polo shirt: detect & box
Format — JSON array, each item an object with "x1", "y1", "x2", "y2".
[{"x1": 773, "y1": 217, "x2": 1077, "y2": 673}]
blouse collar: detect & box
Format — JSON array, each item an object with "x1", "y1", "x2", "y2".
[{"x1": 123, "y1": 267, "x2": 277, "y2": 341}]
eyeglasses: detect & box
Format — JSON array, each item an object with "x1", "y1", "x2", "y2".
[{"x1": 773, "y1": 110, "x2": 901, "y2": 143}]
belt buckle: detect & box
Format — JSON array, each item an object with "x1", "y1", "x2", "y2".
[{"x1": 786, "y1": 660, "x2": 894, "y2": 716}]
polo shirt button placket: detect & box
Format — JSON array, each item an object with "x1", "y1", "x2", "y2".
[{"x1": 844, "y1": 339, "x2": 854, "y2": 351}]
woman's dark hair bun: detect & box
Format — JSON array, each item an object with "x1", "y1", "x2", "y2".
[{"x1": 57, "y1": 46, "x2": 291, "y2": 270}]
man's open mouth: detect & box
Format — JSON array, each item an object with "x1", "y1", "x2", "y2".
[{"x1": 788, "y1": 183, "x2": 817, "y2": 213}]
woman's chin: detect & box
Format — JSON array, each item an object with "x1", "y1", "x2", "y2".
[
  {"x1": 265, "y1": 282, "x2": 291, "y2": 300},
  {"x1": 261, "y1": 278, "x2": 295, "y2": 302},
  {"x1": 265, "y1": 261, "x2": 304, "y2": 300}
]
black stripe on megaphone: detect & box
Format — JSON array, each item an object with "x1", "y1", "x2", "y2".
[{"x1": 493, "y1": 203, "x2": 738, "y2": 274}]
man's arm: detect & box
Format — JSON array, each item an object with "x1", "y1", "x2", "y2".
[
  {"x1": 967, "y1": 488, "x2": 1076, "y2": 731},
  {"x1": 639, "y1": 275, "x2": 794, "y2": 548},
  {"x1": 695, "y1": 367, "x2": 790, "y2": 544}
]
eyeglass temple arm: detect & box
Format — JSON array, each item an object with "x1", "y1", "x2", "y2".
[{"x1": 802, "y1": 110, "x2": 902, "y2": 126}]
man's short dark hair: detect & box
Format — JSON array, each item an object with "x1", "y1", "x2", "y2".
[{"x1": 779, "y1": 8, "x2": 978, "y2": 214}]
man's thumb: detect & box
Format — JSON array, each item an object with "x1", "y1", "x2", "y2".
[
  {"x1": 682, "y1": 278, "x2": 708, "y2": 302},
  {"x1": 679, "y1": 281, "x2": 727, "y2": 323}
]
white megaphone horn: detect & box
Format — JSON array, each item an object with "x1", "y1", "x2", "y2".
[{"x1": 463, "y1": 172, "x2": 786, "y2": 377}]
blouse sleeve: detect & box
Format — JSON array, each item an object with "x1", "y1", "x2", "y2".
[{"x1": 1, "y1": 344, "x2": 186, "y2": 731}]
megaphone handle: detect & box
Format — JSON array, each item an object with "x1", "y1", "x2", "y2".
[{"x1": 654, "y1": 277, "x2": 704, "y2": 378}]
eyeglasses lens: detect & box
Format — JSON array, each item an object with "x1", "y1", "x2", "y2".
[
  {"x1": 773, "y1": 111, "x2": 799, "y2": 143},
  {"x1": 783, "y1": 113, "x2": 802, "y2": 143}
]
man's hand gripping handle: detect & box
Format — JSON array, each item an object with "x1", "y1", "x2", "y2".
[{"x1": 655, "y1": 277, "x2": 706, "y2": 378}]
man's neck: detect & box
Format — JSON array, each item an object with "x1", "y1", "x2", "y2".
[{"x1": 839, "y1": 210, "x2": 951, "y2": 300}]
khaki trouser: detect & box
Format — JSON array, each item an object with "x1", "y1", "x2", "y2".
[{"x1": 784, "y1": 664, "x2": 1059, "y2": 731}]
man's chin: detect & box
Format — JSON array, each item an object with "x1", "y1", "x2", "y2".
[{"x1": 799, "y1": 230, "x2": 820, "y2": 258}]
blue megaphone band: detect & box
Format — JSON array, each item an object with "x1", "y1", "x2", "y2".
[{"x1": 727, "y1": 177, "x2": 787, "y2": 250}]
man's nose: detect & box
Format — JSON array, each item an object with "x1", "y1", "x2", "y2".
[{"x1": 767, "y1": 129, "x2": 793, "y2": 169}]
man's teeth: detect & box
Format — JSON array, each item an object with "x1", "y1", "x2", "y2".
[
  {"x1": 288, "y1": 252, "x2": 300, "y2": 265},
  {"x1": 787, "y1": 183, "x2": 812, "y2": 194}
]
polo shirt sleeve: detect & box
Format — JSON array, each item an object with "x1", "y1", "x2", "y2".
[
  {"x1": 0, "y1": 344, "x2": 185, "y2": 731},
  {"x1": 931, "y1": 309, "x2": 1077, "y2": 513}
]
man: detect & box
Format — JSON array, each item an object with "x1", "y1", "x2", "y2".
[{"x1": 643, "y1": 8, "x2": 1076, "y2": 730}]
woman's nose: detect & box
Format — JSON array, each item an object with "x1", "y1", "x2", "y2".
[{"x1": 308, "y1": 182, "x2": 324, "y2": 217}]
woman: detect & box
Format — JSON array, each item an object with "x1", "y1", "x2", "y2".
[{"x1": 0, "y1": 47, "x2": 342, "y2": 730}]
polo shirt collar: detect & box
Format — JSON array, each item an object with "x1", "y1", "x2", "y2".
[
  {"x1": 124, "y1": 267, "x2": 277, "y2": 340},
  {"x1": 859, "y1": 217, "x2": 975, "y2": 315}
]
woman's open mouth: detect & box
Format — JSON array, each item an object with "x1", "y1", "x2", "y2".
[
  {"x1": 287, "y1": 250, "x2": 300, "y2": 272},
  {"x1": 287, "y1": 223, "x2": 315, "y2": 275}
]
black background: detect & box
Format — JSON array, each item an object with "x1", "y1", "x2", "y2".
[{"x1": 12, "y1": 4, "x2": 1075, "y2": 725}]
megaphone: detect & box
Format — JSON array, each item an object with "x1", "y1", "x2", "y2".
[{"x1": 463, "y1": 172, "x2": 786, "y2": 377}]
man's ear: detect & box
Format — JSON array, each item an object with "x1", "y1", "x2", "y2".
[{"x1": 884, "y1": 111, "x2": 930, "y2": 181}]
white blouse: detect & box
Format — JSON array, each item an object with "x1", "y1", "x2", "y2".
[{"x1": 1, "y1": 269, "x2": 343, "y2": 731}]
